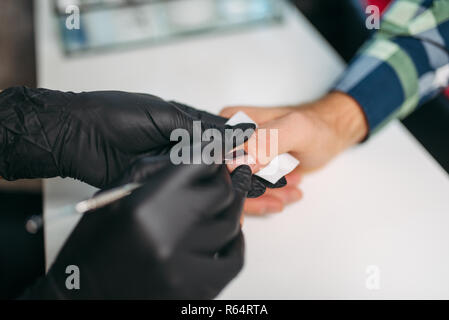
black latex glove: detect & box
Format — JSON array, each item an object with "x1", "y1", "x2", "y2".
[
  {"x1": 0, "y1": 86, "x2": 285, "y2": 197},
  {"x1": 20, "y1": 159, "x2": 252, "y2": 299},
  {"x1": 0, "y1": 86, "x2": 231, "y2": 188}
]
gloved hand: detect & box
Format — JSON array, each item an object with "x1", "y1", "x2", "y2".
[
  {"x1": 0, "y1": 86, "x2": 232, "y2": 188},
  {"x1": 20, "y1": 159, "x2": 252, "y2": 299}
]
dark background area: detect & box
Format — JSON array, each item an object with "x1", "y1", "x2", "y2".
[
  {"x1": 0, "y1": 0, "x2": 36, "y2": 88},
  {"x1": 0, "y1": 0, "x2": 44, "y2": 299},
  {"x1": 0, "y1": 0, "x2": 447, "y2": 299}
]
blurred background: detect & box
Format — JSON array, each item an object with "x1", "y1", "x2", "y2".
[{"x1": 0, "y1": 0, "x2": 448, "y2": 299}]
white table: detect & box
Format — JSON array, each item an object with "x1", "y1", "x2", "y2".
[{"x1": 35, "y1": 0, "x2": 449, "y2": 299}]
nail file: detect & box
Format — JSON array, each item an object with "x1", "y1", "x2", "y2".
[{"x1": 225, "y1": 111, "x2": 300, "y2": 184}]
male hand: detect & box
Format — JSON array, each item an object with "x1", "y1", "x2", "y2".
[{"x1": 220, "y1": 92, "x2": 368, "y2": 215}]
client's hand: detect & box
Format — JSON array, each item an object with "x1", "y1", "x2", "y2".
[{"x1": 220, "y1": 92, "x2": 368, "y2": 215}]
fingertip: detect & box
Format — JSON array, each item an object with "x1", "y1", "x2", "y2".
[
  {"x1": 286, "y1": 172, "x2": 302, "y2": 185},
  {"x1": 243, "y1": 196, "x2": 284, "y2": 215},
  {"x1": 264, "y1": 186, "x2": 302, "y2": 204}
]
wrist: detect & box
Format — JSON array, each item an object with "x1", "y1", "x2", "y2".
[{"x1": 303, "y1": 91, "x2": 368, "y2": 151}]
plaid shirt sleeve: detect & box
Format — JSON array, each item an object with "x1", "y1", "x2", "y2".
[{"x1": 334, "y1": 0, "x2": 449, "y2": 134}]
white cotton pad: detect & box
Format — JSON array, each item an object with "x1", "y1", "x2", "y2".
[
  {"x1": 254, "y1": 153, "x2": 300, "y2": 184},
  {"x1": 225, "y1": 111, "x2": 300, "y2": 184}
]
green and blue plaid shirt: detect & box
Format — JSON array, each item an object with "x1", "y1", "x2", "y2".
[{"x1": 335, "y1": 0, "x2": 449, "y2": 133}]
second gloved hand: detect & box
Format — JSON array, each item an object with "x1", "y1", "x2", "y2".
[{"x1": 20, "y1": 159, "x2": 252, "y2": 299}]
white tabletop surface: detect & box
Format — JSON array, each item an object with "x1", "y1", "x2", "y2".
[{"x1": 35, "y1": 0, "x2": 449, "y2": 299}]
